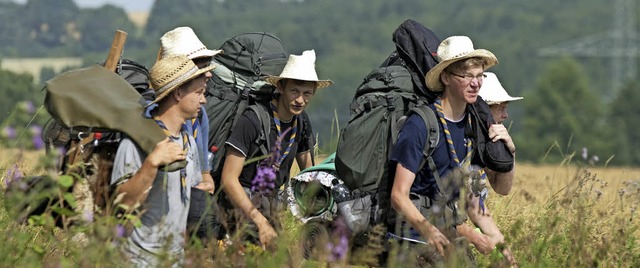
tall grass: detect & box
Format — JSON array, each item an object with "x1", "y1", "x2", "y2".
[{"x1": 2, "y1": 146, "x2": 640, "y2": 267}]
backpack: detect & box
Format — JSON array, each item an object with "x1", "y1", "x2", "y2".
[
  {"x1": 334, "y1": 20, "x2": 443, "y2": 231},
  {"x1": 205, "y1": 32, "x2": 315, "y2": 182},
  {"x1": 36, "y1": 59, "x2": 159, "y2": 222}
]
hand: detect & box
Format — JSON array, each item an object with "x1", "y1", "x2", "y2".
[
  {"x1": 257, "y1": 222, "x2": 278, "y2": 251},
  {"x1": 488, "y1": 124, "x2": 515, "y2": 154},
  {"x1": 500, "y1": 245, "x2": 518, "y2": 267},
  {"x1": 147, "y1": 138, "x2": 186, "y2": 168},
  {"x1": 469, "y1": 232, "x2": 494, "y2": 254},
  {"x1": 195, "y1": 172, "x2": 215, "y2": 194},
  {"x1": 421, "y1": 224, "x2": 450, "y2": 256}
]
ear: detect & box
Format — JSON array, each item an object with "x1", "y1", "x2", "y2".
[
  {"x1": 172, "y1": 87, "x2": 182, "y2": 101},
  {"x1": 440, "y1": 72, "x2": 451, "y2": 87}
]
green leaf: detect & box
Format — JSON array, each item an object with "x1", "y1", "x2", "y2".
[
  {"x1": 58, "y1": 175, "x2": 74, "y2": 188},
  {"x1": 63, "y1": 193, "x2": 77, "y2": 208}
]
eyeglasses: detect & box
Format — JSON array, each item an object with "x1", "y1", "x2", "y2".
[{"x1": 449, "y1": 72, "x2": 487, "y2": 84}]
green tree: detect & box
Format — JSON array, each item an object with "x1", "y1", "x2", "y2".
[
  {"x1": 77, "y1": 5, "x2": 137, "y2": 53},
  {"x1": 517, "y1": 57, "x2": 604, "y2": 163},
  {"x1": 608, "y1": 81, "x2": 640, "y2": 165},
  {"x1": 23, "y1": 0, "x2": 79, "y2": 50},
  {"x1": 0, "y1": 68, "x2": 40, "y2": 119}
]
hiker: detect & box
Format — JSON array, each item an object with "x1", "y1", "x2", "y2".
[
  {"x1": 159, "y1": 26, "x2": 221, "y2": 195},
  {"x1": 388, "y1": 36, "x2": 515, "y2": 264},
  {"x1": 158, "y1": 26, "x2": 223, "y2": 241},
  {"x1": 219, "y1": 50, "x2": 331, "y2": 249},
  {"x1": 479, "y1": 72, "x2": 523, "y2": 124},
  {"x1": 110, "y1": 55, "x2": 213, "y2": 267}
]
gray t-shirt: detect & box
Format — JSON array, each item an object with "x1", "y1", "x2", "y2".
[{"x1": 111, "y1": 136, "x2": 201, "y2": 267}]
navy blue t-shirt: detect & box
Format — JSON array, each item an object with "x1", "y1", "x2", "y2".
[{"x1": 390, "y1": 107, "x2": 481, "y2": 199}]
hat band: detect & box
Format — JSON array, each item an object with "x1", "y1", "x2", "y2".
[
  {"x1": 157, "y1": 66, "x2": 200, "y2": 94},
  {"x1": 187, "y1": 46, "x2": 208, "y2": 57}
]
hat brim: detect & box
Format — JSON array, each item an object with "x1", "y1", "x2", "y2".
[
  {"x1": 189, "y1": 49, "x2": 223, "y2": 60},
  {"x1": 485, "y1": 96, "x2": 523, "y2": 105},
  {"x1": 151, "y1": 64, "x2": 215, "y2": 104},
  {"x1": 425, "y1": 49, "x2": 498, "y2": 91},
  {"x1": 265, "y1": 76, "x2": 333, "y2": 89}
]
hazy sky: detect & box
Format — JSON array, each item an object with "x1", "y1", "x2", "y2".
[{"x1": 12, "y1": 0, "x2": 154, "y2": 12}]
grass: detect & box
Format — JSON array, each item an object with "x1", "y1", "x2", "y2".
[{"x1": 2, "y1": 148, "x2": 640, "y2": 267}]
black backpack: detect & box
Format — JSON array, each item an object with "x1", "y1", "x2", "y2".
[{"x1": 205, "y1": 32, "x2": 315, "y2": 182}]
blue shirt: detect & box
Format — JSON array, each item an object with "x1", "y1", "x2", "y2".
[{"x1": 390, "y1": 107, "x2": 478, "y2": 199}]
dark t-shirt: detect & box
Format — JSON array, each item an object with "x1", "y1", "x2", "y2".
[
  {"x1": 225, "y1": 105, "x2": 313, "y2": 189},
  {"x1": 390, "y1": 106, "x2": 483, "y2": 199}
]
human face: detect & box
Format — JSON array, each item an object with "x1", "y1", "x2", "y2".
[
  {"x1": 489, "y1": 102, "x2": 509, "y2": 124},
  {"x1": 178, "y1": 73, "x2": 209, "y2": 119},
  {"x1": 443, "y1": 65, "x2": 484, "y2": 104},
  {"x1": 276, "y1": 79, "x2": 316, "y2": 119}
]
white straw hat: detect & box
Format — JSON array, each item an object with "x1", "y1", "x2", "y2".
[
  {"x1": 479, "y1": 72, "x2": 523, "y2": 105},
  {"x1": 149, "y1": 55, "x2": 214, "y2": 104},
  {"x1": 425, "y1": 36, "x2": 498, "y2": 91},
  {"x1": 265, "y1": 50, "x2": 333, "y2": 89},
  {"x1": 160, "y1": 27, "x2": 222, "y2": 60}
]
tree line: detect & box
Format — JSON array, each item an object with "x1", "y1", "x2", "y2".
[{"x1": 0, "y1": 0, "x2": 638, "y2": 165}]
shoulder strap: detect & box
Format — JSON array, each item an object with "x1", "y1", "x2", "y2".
[
  {"x1": 409, "y1": 104, "x2": 446, "y2": 195},
  {"x1": 246, "y1": 103, "x2": 271, "y2": 159}
]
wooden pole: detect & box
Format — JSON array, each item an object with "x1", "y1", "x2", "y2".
[{"x1": 103, "y1": 30, "x2": 128, "y2": 72}]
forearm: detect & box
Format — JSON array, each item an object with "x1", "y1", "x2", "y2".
[
  {"x1": 114, "y1": 159, "x2": 159, "y2": 208},
  {"x1": 296, "y1": 151, "x2": 313, "y2": 170},
  {"x1": 466, "y1": 199, "x2": 504, "y2": 245},
  {"x1": 391, "y1": 191, "x2": 436, "y2": 238},
  {"x1": 486, "y1": 157, "x2": 515, "y2": 195},
  {"x1": 222, "y1": 177, "x2": 268, "y2": 226}
]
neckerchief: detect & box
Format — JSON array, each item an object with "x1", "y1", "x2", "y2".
[
  {"x1": 270, "y1": 102, "x2": 297, "y2": 171},
  {"x1": 434, "y1": 97, "x2": 488, "y2": 212},
  {"x1": 154, "y1": 117, "x2": 189, "y2": 204}
]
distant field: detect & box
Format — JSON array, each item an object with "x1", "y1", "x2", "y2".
[
  {"x1": 1, "y1": 57, "x2": 82, "y2": 84},
  {"x1": 127, "y1": 11, "x2": 149, "y2": 28}
]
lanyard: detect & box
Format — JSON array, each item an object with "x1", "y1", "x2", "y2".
[
  {"x1": 270, "y1": 102, "x2": 297, "y2": 171},
  {"x1": 434, "y1": 98, "x2": 489, "y2": 212},
  {"x1": 154, "y1": 118, "x2": 189, "y2": 204}
]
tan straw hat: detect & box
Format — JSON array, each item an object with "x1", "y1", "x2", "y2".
[
  {"x1": 425, "y1": 36, "x2": 498, "y2": 91},
  {"x1": 149, "y1": 55, "x2": 214, "y2": 104},
  {"x1": 479, "y1": 72, "x2": 523, "y2": 105},
  {"x1": 265, "y1": 50, "x2": 333, "y2": 89},
  {"x1": 160, "y1": 26, "x2": 222, "y2": 60}
]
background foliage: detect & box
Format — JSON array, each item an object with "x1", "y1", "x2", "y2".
[{"x1": 0, "y1": 0, "x2": 638, "y2": 165}]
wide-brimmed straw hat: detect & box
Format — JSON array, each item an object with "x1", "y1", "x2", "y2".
[
  {"x1": 160, "y1": 27, "x2": 222, "y2": 60},
  {"x1": 479, "y1": 72, "x2": 523, "y2": 105},
  {"x1": 425, "y1": 36, "x2": 498, "y2": 91},
  {"x1": 265, "y1": 50, "x2": 333, "y2": 89},
  {"x1": 149, "y1": 55, "x2": 214, "y2": 104}
]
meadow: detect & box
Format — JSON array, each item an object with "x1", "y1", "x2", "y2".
[{"x1": 1, "y1": 148, "x2": 639, "y2": 267}]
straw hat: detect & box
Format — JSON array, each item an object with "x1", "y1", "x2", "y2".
[
  {"x1": 160, "y1": 27, "x2": 222, "y2": 60},
  {"x1": 149, "y1": 55, "x2": 214, "y2": 104},
  {"x1": 265, "y1": 50, "x2": 333, "y2": 89},
  {"x1": 479, "y1": 72, "x2": 523, "y2": 105},
  {"x1": 425, "y1": 36, "x2": 498, "y2": 91}
]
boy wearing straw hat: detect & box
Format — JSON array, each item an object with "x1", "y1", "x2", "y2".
[
  {"x1": 220, "y1": 50, "x2": 331, "y2": 249},
  {"x1": 158, "y1": 26, "x2": 223, "y2": 240},
  {"x1": 159, "y1": 26, "x2": 222, "y2": 195},
  {"x1": 389, "y1": 36, "x2": 515, "y2": 264},
  {"x1": 110, "y1": 55, "x2": 213, "y2": 267}
]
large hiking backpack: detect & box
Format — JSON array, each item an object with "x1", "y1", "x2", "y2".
[
  {"x1": 333, "y1": 20, "x2": 442, "y2": 232},
  {"x1": 205, "y1": 32, "x2": 315, "y2": 181},
  {"x1": 35, "y1": 59, "x2": 160, "y2": 221}
]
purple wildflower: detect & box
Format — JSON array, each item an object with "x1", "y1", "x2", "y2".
[
  {"x1": 83, "y1": 211, "x2": 94, "y2": 223},
  {"x1": 2, "y1": 126, "x2": 16, "y2": 140},
  {"x1": 251, "y1": 165, "x2": 277, "y2": 195},
  {"x1": 114, "y1": 224, "x2": 125, "y2": 238},
  {"x1": 19, "y1": 101, "x2": 35, "y2": 114},
  {"x1": 325, "y1": 216, "x2": 349, "y2": 262},
  {"x1": 32, "y1": 135, "x2": 44, "y2": 150},
  {"x1": 5, "y1": 164, "x2": 23, "y2": 187}
]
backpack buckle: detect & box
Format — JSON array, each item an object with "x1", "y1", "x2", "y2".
[
  {"x1": 385, "y1": 95, "x2": 395, "y2": 111},
  {"x1": 240, "y1": 87, "x2": 251, "y2": 100}
]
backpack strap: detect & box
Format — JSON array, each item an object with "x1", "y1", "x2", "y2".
[
  {"x1": 246, "y1": 103, "x2": 272, "y2": 159},
  {"x1": 408, "y1": 105, "x2": 445, "y2": 195}
]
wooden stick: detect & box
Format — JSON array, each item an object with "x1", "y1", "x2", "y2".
[{"x1": 103, "y1": 30, "x2": 128, "y2": 72}]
